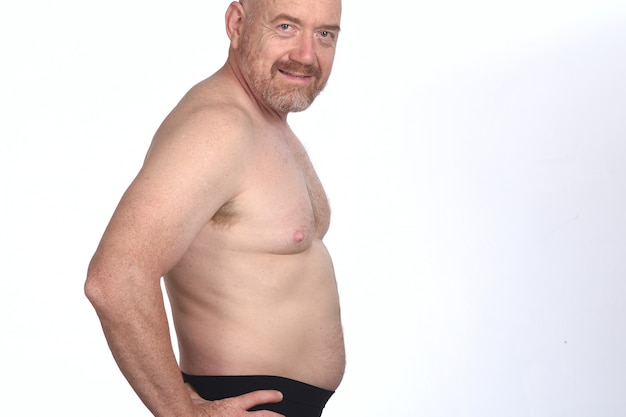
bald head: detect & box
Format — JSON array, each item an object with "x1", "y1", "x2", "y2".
[
  {"x1": 239, "y1": 0, "x2": 261, "y2": 18},
  {"x1": 240, "y1": 0, "x2": 341, "y2": 22}
]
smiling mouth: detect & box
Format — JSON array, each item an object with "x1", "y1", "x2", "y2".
[{"x1": 279, "y1": 69, "x2": 312, "y2": 78}]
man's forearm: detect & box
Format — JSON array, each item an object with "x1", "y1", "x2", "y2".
[{"x1": 87, "y1": 277, "x2": 193, "y2": 417}]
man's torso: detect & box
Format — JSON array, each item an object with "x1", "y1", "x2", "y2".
[{"x1": 161, "y1": 72, "x2": 345, "y2": 391}]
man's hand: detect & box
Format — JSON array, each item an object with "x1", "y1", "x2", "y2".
[{"x1": 187, "y1": 384, "x2": 285, "y2": 417}]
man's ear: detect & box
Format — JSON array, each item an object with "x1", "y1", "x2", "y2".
[{"x1": 225, "y1": 1, "x2": 245, "y2": 49}]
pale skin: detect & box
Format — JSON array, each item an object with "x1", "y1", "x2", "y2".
[{"x1": 85, "y1": 1, "x2": 344, "y2": 417}]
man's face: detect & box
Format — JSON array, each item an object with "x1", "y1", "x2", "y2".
[{"x1": 238, "y1": 0, "x2": 342, "y2": 113}]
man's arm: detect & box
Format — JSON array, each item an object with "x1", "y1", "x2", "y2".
[{"x1": 85, "y1": 105, "x2": 282, "y2": 417}]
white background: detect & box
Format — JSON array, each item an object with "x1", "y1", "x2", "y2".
[{"x1": 2, "y1": 1, "x2": 626, "y2": 416}]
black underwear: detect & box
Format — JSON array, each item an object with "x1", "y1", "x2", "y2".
[{"x1": 182, "y1": 373, "x2": 334, "y2": 417}]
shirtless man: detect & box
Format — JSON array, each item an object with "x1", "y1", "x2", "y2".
[{"x1": 84, "y1": 1, "x2": 344, "y2": 416}]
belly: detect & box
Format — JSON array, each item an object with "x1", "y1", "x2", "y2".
[{"x1": 164, "y1": 240, "x2": 346, "y2": 390}]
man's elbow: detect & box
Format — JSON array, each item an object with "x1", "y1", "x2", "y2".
[
  {"x1": 84, "y1": 267, "x2": 110, "y2": 313},
  {"x1": 85, "y1": 259, "x2": 158, "y2": 315},
  {"x1": 84, "y1": 258, "x2": 123, "y2": 315}
]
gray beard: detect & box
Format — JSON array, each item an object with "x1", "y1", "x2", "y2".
[
  {"x1": 238, "y1": 31, "x2": 326, "y2": 113},
  {"x1": 259, "y1": 83, "x2": 320, "y2": 113},
  {"x1": 240, "y1": 54, "x2": 324, "y2": 113}
]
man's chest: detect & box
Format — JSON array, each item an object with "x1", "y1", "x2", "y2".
[{"x1": 209, "y1": 135, "x2": 330, "y2": 253}]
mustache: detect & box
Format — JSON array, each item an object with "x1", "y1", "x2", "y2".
[{"x1": 272, "y1": 61, "x2": 322, "y2": 79}]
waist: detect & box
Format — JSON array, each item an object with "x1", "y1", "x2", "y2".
[
  {"x1": 175, "y1": 313, "x2": 345, "y2": 390},
  {"x1": 167, "y1": 271, "x2": 345, "y2": 390}
]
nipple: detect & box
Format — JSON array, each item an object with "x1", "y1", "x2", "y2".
[{"x1": 293, "y1": 230, "x2": 306, "y2": 243}]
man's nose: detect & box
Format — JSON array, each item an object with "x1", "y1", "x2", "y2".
[{"x1": 289, "y1": 34, "x2": 316, "y2": 65}]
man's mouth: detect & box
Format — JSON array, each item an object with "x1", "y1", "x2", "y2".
[
  {"x1": 273, "y1": 61, "x2": 321, "y2": 80},
  {"x1": 279, "y1": 69, "x2": 312, "y2": 79}
]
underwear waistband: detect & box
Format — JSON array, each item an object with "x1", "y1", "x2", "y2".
[{"x1": 182, "y1": 373, "x2": 334, "y2": 416}]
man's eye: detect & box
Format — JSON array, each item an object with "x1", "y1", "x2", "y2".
[
  {"x1": 319, "y1": 31, "x2": 336, "y2": 43},
  {"x1": 280, "y1": 24, "x2": 291, "y2": 31}
]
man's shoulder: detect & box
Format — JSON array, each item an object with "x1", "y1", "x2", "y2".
[
  {"x1": 172, "y1": 84, "x2": 254, "y2": 134},
  {"x1": 154, "y1": 90, "x2": 256, "y2": 153},
  {"x1": 141, "y1": 99, "x2": 259, "y2": 187}
]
